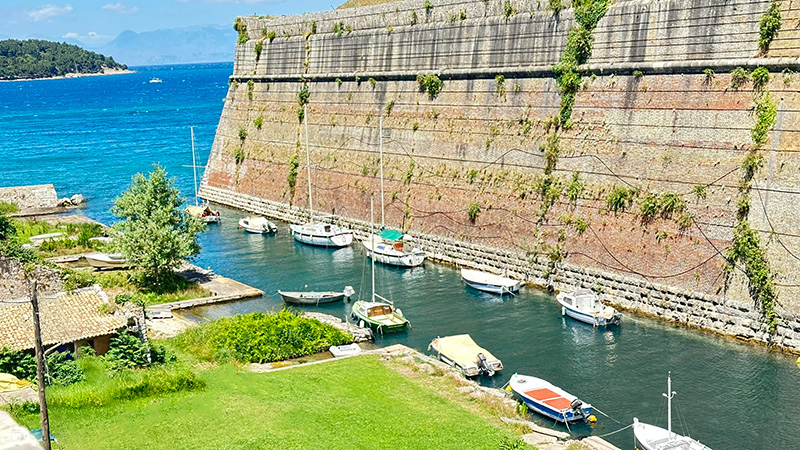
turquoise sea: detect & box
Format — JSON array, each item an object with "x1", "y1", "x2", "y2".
[{"x1": 2, "y1": 64, "x2": 799, "y2": 449}]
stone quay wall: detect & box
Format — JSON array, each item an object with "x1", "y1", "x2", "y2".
[{"x1": 202, "y1": 0, "x2": 800, "y2": 352}]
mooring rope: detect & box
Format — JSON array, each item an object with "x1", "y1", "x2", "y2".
[
  {"x1": 595, "y1": 422, "x2": 633, "y2": 438},
  {"x1": 591, "y1": 406, "x2": 623, "y2": 425}
]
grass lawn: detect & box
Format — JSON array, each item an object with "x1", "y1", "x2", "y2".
[{"x1": 15, "y1": 356, "x2": 523, "y2": 450}]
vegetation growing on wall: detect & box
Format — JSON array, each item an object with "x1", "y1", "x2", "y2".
[
  {"x1": 333, "y1": 22, "x2": 353, "y2": 35},
  {"x1": 247, "y1": 80, "x2": 254, "y2": 101},
  {"x1": 726, "y1": 66, "x2": 779, "y2": 334},
  {"x1": 287, "y1": 154, "x2": 300, "y2": 201},
  {"x1": 758, "y1": 0, "x2": 782, "y2": 54},
  {"x1": 730, "y1": 67, "x2": 750, "y2": 90},
  {"x1": 234, "y1": 18, "x2": 248, "y2": 45},
  {"x1": 417, "y1": 74, "x2": 443, "y2": 100},
  {"x1": 297, "y1": 84, "x2": 310, "y2": 123},
  {"x1": 254, "y1": 40, "x2": 263, "y2": 61}
]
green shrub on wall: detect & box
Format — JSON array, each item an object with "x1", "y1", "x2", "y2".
[
  {"x1": 417, "y1": 74, "x2": 443, "y2": 100},
  {"x1": 759, "y1": 1, "x2": 782, "y2": 53}
]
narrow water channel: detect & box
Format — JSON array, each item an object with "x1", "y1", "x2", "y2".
[{"x1": 190, "y1": 206, "x2": 800, "y2": 450}]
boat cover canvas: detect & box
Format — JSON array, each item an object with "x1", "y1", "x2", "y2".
[
  {"x1": 434, "y1": 334, "x2": 498, "y2": 367},
  {"x1": 0, "y1": 373, "x2": 32, "y2": 392},
  {"x1": 379, "y1": 229, "x2": 404, "y2": 241}
]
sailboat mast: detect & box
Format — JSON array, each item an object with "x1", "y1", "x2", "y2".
[
  {"x1": 304, "y1": 104, "x2": 313, "y2": 218},
  {"x1": 191, "y1": 126, "x2": 198, "y2": 206},
  {"x1": 664, "y1": 371, "x2": 674, "y2": 437},
  {"x1": 379, "y1": 114, "x2": 385, "y2": 227},
  {"x1": 370, "y1": 196, "x2": 376, "y2": 302}
]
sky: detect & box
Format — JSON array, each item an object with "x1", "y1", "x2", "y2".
[{"x1": 0, "y1": 0, "x2": 337, "y2": 46}]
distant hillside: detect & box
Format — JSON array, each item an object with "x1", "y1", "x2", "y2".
[
  {"x1": 96, "y1": 25, "x2": 236, "y2": 66},
  {"x1": 0, "y1": 39, "x2": 126, "y2": 80}
]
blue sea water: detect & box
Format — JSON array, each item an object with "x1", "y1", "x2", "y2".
[
  {"x1": 2, "y1": 64, "x2": 800, "y2": 450},
  {"x1": 0, "y1": 63, "x2": 229, "y2": 224}
]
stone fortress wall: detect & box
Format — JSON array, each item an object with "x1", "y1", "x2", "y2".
[{"x1": 201, "y1": 0, "x2": 800, "y2": 352}]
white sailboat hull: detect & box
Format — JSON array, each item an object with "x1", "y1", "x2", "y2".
[
  {"x1": 633, "y1": 419, "x2": 712, "y2": 450},
  {"x1": 290, "y1": 223, "x2": 353, "y2": 247},
  {"x1": 362, "y1": 237, "x2": 425, "y2": 267}
]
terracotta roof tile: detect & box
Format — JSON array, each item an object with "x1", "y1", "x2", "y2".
[{"x1": 0, "y1": 286, "x2": 127, "y2": 352}]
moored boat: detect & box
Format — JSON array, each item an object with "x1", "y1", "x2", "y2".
[
  {"x1": 633, "y1": 372, "x2": 712, "y2": 450},
  {"x1": 460, "y1": 268, "x2": 521, "y2": 295},
  {"x1": 508, "y1": 373, "x2": 593, "y2": 423},
  {"x1": 238, "y1": 216, "x2": 277, "y2": 234},
  {"x1": 362, "y1": 229, "x2": 425, "y2": 267},
  {"x1": 28, "y1": 232, "x2": 65, "y2": 246},
  {"x1": 84, "y1": 252, "x2": 129, "y2": 270},
  {"x1": 278, "y1": 287, "x2": 353, "y2": 305},
  {"x1": 290, "y1": 222, "x2": 353, "y2": 247},
  {"x1": 350, "y1": 197, "x2": 410, "y2": 334},
  {"x1": 149, "y1": 77, "x2": 162, "y2": 83},
  {"x1": 187, "y1": 204, "x2": 220, "y2": 224},
  {"x1": 556, "y1": 288, "x2": 621, "y2": 326},
  {"x1": 428, "y1": 334, "x2": 502, "y2": 377}
]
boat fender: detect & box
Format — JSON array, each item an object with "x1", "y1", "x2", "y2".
[
  {"x1": 396, "y1": 308, "x2": 402, "y2": 316},
  {"x1": 587, "y1": 415, "x2": 597, "y2": 423},
  {"x1": 359, "y1": 320, "x2": 365, "y2": 329},
  {"x1": 561, "y1": 306, "x2": 566, "y2": 316}
]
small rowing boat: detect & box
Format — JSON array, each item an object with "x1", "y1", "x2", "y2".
[
  {"x1": 278, "y1": 287, "x2": 353, "y2": 305},
  {"x1": 461, "y1": 268, "x2": 521, "y2": 295},
  {"x1": 329, "y1": 343, "x2": 361, "y2": 358},
  {"x1": 428, "y1": 334, "x2": 502, "y2": 377},
  {"x1": 84, "y1": 252, "x2": 129, "y2": 270},
  {"x1": 238, "y1": 216, "x2": 277, "y2": 234},
  {"x1": 508, "y1": 373, "x2": 593, "y2": 423}
]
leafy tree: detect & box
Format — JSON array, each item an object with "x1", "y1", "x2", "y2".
[
  {"x1": 112, "y1": 164, "x2": 204, "y2": 286},
  {"x1": 0, "y1": 348, "x2": 37, "y2": 381},
  {"x1": 105, "y1": 331, "x2": 151, "y2": 370},
  {"x1": 0, "y1": 39, "x2": 126, "y2": 80}
]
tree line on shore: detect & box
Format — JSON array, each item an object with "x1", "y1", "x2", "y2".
[{"x1": 0, "y1": 39, "x2": 126, "y2": 80}]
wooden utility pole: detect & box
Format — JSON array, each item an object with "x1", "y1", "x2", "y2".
[{"x1": 30, "y1": 281, "x2": 51, "y2": 450}]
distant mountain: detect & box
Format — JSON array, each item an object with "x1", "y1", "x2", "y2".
[
  {"x1": 0, "y1": 39, "x2": 126, "y2": 80},
  {"x1": 96, "y1": 25, "x2": 237, "y2": 66}
]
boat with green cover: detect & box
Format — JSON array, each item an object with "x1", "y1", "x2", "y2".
[{"x1": 351, "y1": 196, "x2": 410, "y2": 334}]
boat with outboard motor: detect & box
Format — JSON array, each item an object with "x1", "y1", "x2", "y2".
[
  {"x1": 238, "y1": 216, "x2": 277, "y2": 234},
  {"x1": 428, "y1": 334, "x2": 502, "y2": 377},
  {"x1": 507, "y1": 373, "x2": 593, "y2": 423},
  {"x1": 362, "y1": 229, "x2": 425, "y2": 267},
  {"x1": 279, "y1": 286, "x2": 354, "y2": 305},
  {"x1": 557, "y1": 288, "x2": 621, "y2": 326}
]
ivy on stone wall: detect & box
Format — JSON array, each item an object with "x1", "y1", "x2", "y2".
[
  {"x1": 758, "y1": 0, "x2": 782, "y2": 54},
  {"x1": 287, "y1": 155, "x2": 300, "y2": 202},
  {"x1": 726, "y1": 70, "x2": 779, "y2": 334},
  {"x1": 234, "y1": 18, "x2": 248, "y2": 45}
]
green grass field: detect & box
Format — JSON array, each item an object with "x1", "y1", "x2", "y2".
[{"x1": 15, "y1": 356, "x2": 523, "y2": 449}]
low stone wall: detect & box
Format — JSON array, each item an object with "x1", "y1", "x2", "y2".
[
  {"x1": 199, "y1": 184, "x2": 800, "y2": 353},
  {"x1": 0, "y1": 184, "x2": 57, "y2": 209}
]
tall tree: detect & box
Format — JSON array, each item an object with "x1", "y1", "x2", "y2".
[{"x1": 112, "y1": 164, "x2": 204, "y2": 285}]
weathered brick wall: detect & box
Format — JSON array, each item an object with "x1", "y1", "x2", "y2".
[{"x1": 203, "y1": 0, "x2": 800, "y2": 351}]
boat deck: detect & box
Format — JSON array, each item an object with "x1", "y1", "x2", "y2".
[{"x1": 525, "y1": 388, "x2": 572, "y2": 411}]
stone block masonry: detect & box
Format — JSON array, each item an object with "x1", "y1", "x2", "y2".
[{"x1": 203, "y1": 0, "x2": 800, "y2": 352}]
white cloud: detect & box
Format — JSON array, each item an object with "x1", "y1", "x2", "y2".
[
  {"x1": 27, "y1": 4, "x2": 74, "y2": 22},
  {"x1": 102, "y1": 2, "x2": 139, "y2": 14},
  {"x1": 61, "y1": 31, "x2": 114, "y2": 46}
]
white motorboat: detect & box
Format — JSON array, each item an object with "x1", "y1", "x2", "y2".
[
  {"x1": 428, "y1": 334, "x2": 502, "y2": 377},
  {"x1": 508, "y1": 373, "x2": 593, "y2": 423},
  {"x1": 556, "y1": 288, "x2": 621, "y2": 326},
  {"x1": 329, "y1": 343, "x2": 361, "y2": 358},
  {"x1": 238, "y1": 216, "x2": 277, "y2": 234},
  {"x1": 291, "y1": 105, "x2": 353, "y2": 247},
  {"x1": 634, "y1": 373, "x2": 712, "y2": 450},
  {"x1": 460, "y1": 268, "x2": 521, "y2": 295},
  {"x1": 149, "y1": 77, "x2": 162, "y2": 83},
  {"x1": 362, "y1": 230, "x2": 425, "y2": 267},
  {"x1": 84, "y1": 252, "x2": 129, "y2": 270}
]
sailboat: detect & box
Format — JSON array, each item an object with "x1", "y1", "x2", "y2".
[
  {"x1": 289, "y1": 105, "x2": 353, "y2": 247},
  {"x1": 361, "y1": 115, "x2": 426, "y2": 267},
  {"x1": 185, "y1": 126, "x2": 221, "y2": 224},
  {"x1": 633, "y1": 372, "x2": 712, "y2": 450},
  {"x1": 351, "y1": 197, "x2": 410, "y2": 334}
]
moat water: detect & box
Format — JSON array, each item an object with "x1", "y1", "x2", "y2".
[{"x1": 2, "y1": 63, "x2": 798, "y2": 449}]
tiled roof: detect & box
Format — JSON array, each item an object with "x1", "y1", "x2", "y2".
[{"x1": 0, "y1": 285, "x2": 127, "y2": 352}]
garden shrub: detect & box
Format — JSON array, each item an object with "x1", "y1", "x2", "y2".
[
  {"x1": 172, "y1": 309, "x2": 352, "y2": 364},
  {"x1": 0, "y1": 348, "x2": 36, "y2": 381}
]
